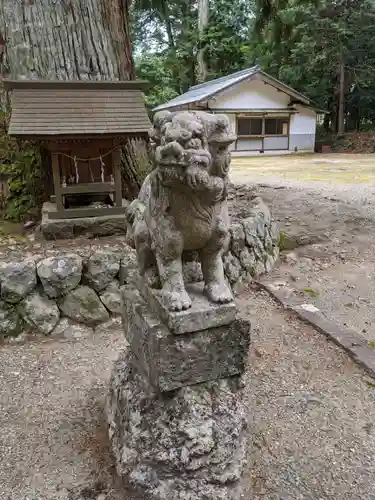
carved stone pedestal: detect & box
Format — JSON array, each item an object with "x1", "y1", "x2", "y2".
[
  {"x1": 108, "y1": 351, "x2": 249, "y2": 500},
  {"x1": 107, "y1": 285, "x2": 251, "y2": 500},
  {"x1": 121, "y1": 285, "x2": 250, "y2": 391}
]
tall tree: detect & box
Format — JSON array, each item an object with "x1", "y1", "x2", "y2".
[
  {"x1": 133, "y1": 0, "x2": 254, "y2": 100},
  {"x1": 0, "y1": 0, "x2": 134, "y2": 80},
  {"x1": 134, "y1": 0, "x2": 175, "y2": 49},
  {"x1": 204, "y1": 0, "x2": 253, "y2": 79},
  {"x1": 252, "y1": 0, "x2": 375, "y2": 132},
  {"x1": 0, "y1": 0, "x2": 149, "y2": 198},
  {"x1": 197, "y1": 0, "x2": 209, "y2": 82}
]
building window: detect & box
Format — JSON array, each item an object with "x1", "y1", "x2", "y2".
[
  {"x1": 264, "y1": 118, "x2": 289, "y2": 135},
  {"x1": 237, "y1": 116, "x2": 289, "y2": 137},
  {"x1": 237, "y1": 117, "x2": 262, "y2": 136}
]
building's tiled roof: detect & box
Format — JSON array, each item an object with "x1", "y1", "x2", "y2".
[
  {"x1": 154, "y1": 66, "x2": 312, "y2": 112},
  {"x1": 3, "y1": 80, "x2": 151, "y2": 136}
]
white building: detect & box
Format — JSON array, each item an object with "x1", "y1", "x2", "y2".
[{"x1": 154, "y1": 66, "x2": 319, "y2": 156}]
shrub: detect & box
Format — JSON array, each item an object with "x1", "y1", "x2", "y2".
[{"x1": 0, "y1": 111, "x2": 45, "y2": 221}]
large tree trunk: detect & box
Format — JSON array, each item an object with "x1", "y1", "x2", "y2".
[
  {"x1": 0, "y1": 0, "x2": 147, "y2": 199},
  {"x1": 0, "y1": 0, "x2": 134, "y2": 80}
]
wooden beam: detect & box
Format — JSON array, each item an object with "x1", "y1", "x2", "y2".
[
  {"x1": 61, "y1": 182, "x2": 116, "y2": 195},
  {"x1": 113, "y1": 147, "x2": 123, "y2": 207},
  {"x1": 261, "y1": 118, "x2": 265, "y2": 152},
  {"x1": 21, "y1": 133, "x2": 149, "y2": 145},
  {"x1": 3, "y1": 79, "x2": 150, "y2": 91},
  {"x1": 51, "y1": 153, "x2": 63, "y2": 211},
  {"x1": 48, "y1": 206, "x2": 126, "y2": 220}
]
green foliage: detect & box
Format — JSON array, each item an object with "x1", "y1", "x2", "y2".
[
  {"x1": 252, "y1": 0, "x2": 375, "y2": 131},
  {"x1": 132, "y1": 0, "x2": 375, "y2": 133},
  {"x1": 0, "y1": 112, "x2": 44, "y2": 221},
  {"x1": 203, "y1": 0, "x2": 254, "y2": 79},
  {"x1": 135, "y1": 53, "x2": 179, "y2": 109},
  {"x1": 132, "y1": 0, "x2": 255, "y2": 107}
]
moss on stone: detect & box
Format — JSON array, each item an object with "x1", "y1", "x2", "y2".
[
  {"x1": 303, "y1": 287, "x2": 320, "y2": 298},
  {"x1": 279, "y1": 231, "x2": 300, "y2": 251},
  {"x1": 0, "y1": 302, "x2": 24, "y2": 337}
]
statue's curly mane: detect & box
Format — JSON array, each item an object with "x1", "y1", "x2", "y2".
[
  {"x1": 126, "y1": 110, "x2": 236, "y2": 311},
  {"x1": 126, "y1": 110, "x2": 234, "y2": 249}
]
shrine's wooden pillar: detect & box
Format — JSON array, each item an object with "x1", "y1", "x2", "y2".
[
  {"x1": 51, "y1": 152, "x2": 63, "y2": 212},
  {"x1": 113, "y1": 146, "x2": 123, "y2": 207}
]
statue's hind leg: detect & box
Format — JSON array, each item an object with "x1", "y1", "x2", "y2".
[
  {"x1": 200, "y1": 214, "x2": 233, "y2": 304},
  {"x1": 134, "y1": 220, "x2": 159, "y2": 288}
]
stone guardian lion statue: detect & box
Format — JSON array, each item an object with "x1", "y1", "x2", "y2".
[{"x1": 125, "y1": 110, "x2": 237, "y2": 311}]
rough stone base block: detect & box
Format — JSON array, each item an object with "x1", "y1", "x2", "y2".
[
  {"x1": 107, "y1": 350, "x2": 249, "y2": 500},
  {"x1": 140, "y1": 281, "x2": 237, "y2": 334},
  {"x1": 121, "y1": 286, "x2": 251, "y2": 392},
  {"x1": 41, "y1": 201, "x2": 128, "y2": 240}
]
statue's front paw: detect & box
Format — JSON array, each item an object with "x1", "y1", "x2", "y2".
[
  {"x1": 204, "y1": 282, "x2": 233, "y2": 304},
  {"x1": 162, "y1": 289, "x2": 192, "y2": 311},
  {"x1": 186, "y1": 168, "x2": 209, "y2": 189}
]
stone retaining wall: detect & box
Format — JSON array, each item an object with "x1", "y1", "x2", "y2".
[
  {"x1": 224, "y1": 196, "x2": 280, "y2": 292},
  {"x1": 0, "y1": 197, "x2": 279, "y2": 339},
  {"x1": 0, "y1": 250, "x2": 139, "y2": 339}
]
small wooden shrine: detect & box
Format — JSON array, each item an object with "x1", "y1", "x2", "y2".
[{"x1": 3, "y1": 80, "x2": 151, "y2": 220}]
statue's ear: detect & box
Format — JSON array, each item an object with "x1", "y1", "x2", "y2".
[
  {"x1": 153, "y1": 110, "x2": 172, "y2": 126},
  {"x1": 215, "y1": 114, "x2": 230, "y2": 130}
]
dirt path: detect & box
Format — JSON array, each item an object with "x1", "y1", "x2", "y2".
[
  {"x1": 267, "y1": 241, "x2": 375, "y2": 343},
  {"x1": 230, "y1": 157, "x2": 375, "y2": 498},
  {"x1": 231, "y1": 153, "x2": 375, "y2": 184},
  {"x1": 2, "y1": 154, "x2": 375, "y2": 499},
  {"x1": 240, "y1": 287, "x2": 375, "y2": 500},
  {"x1": 2, "y1": 293, "x2": 375, "y2": 500},
  {"x1": 0, "y1": 327, "x2": 138, "y2": 500},
  {"x1": 230, "y1": 155, "x2": 375, "y2": 341}
]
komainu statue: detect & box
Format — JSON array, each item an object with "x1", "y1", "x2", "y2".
[{"x1": 125, "y1": 110, "x2": 237, "y2": 311}]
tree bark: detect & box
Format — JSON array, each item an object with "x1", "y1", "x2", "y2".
[
  {"x1": 337, "y1": 53, "x2": 345, "y2": 135},
  {"x1": 197, "y1": 0, "x2": 209, "y2": 83},
  {"x1": 0, "y1": 0, "x2": 133, "y2": 80},
  {"x1": 159, "y1": 0, "x2": 174, "y2": 49},
  {"x1": 0, "y1": 0, "x2": 147, "y2": 199}
]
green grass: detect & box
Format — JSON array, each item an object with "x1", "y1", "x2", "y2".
[
  {"x1": 303, "y1": 287, "x2": 320, "y2": 298},
  {"x1": 279, "y1": 231, "x2": 299, "y2": 251},
  {"x1": 0, "y1": 220, "x2": 23, "y2": 236},
  {"x1": 231, "y1": 154, "x2": 375, "y2": 185}
]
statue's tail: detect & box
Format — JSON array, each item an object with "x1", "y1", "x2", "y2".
[
  {"x1": 124, "y1": 172, "x2": 153, "y2": 247},
  {"x1": 124, "y1": 200, "x2": 145, "y2": 248}
]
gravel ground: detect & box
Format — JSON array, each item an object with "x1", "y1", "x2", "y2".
[
  {"x1": 0, "y1": 326, "x2": 138, "y2": 500},
  {"x1": 268, "y1": 242, "x2": 375, "y2": 342},
  {"x1": 2, "y1": 155, "x2": 375, "y2": 499},
  {"x1": 230, "y1": 158, "x2": 375, "y2": 497},
  {"x1": 230, "y1": 177, "x2": 375, "y2": 245},
  {"x1": 2, "y1": 293, "x2": 375, "y2": 500},
  {"x1": 230, "y1": 158, "x2": 375, "y2": 340},
  {"x1": 240, "y1": 287, "x2": 375, "y2": 500}
]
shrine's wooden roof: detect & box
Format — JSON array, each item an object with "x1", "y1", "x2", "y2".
[{"x1": 3, "y1": 80, "x2": 151, "y2": 138}]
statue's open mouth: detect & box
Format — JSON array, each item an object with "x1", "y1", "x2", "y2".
[
  {"x1": 158, "y1": 160, "x2": 187, "y2": 169},
  {"x1": 159, "y1": 148, "x2": 211, "y2": 168}
]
